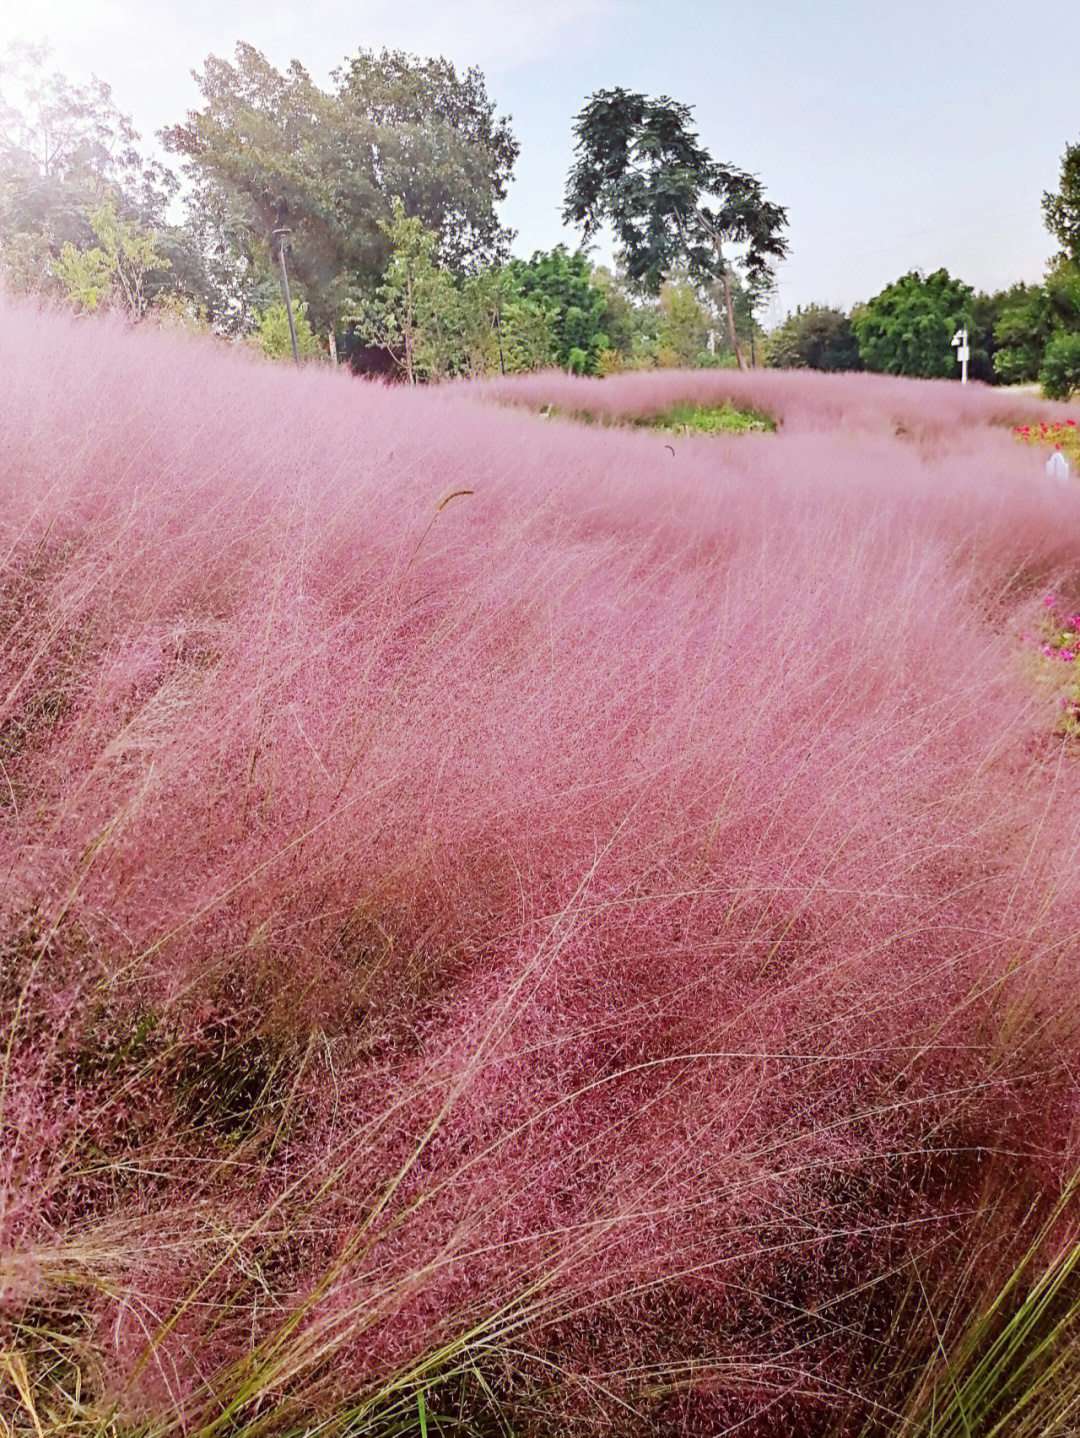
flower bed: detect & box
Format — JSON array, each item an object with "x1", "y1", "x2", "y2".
[{"x1": 1013, "y1": 418, "x2": 1080, "y2": 469}]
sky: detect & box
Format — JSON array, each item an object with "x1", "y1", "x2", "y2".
[{"x1": 2, "y1": 0, "x2": 1076, "y2": 325}]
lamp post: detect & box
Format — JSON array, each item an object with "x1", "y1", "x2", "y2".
[
  {"x1": 272, "y1": 226, "x2": 301, "y2": 367},
  {"x1": 952, "y1": 326, "x2": 969, "y2": 385}
]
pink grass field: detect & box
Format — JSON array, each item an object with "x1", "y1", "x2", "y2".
[{"x1": 3, "y1": 299, "x2": 1080, "y2": 1435}]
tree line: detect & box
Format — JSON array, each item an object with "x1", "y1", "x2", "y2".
[
  {"x1": 0, "y1": 42, "x2": 781, "y2": 378},
  {"x1": 2, "y1": 38, "x2": 1077, "y2": 394},
  {"x1": 763, "y1": 149, "x2": 1080, "y2": 397}
]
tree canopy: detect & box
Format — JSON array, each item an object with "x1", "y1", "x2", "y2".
[
  {"x1": 505, "y1": 246, "x2": 609, "y2": 372},
  {"x1": 162, "y1": 43, "x2": 518, "y2": 335},
  {"x1": 1044, "y1": 138, "x2": 1080, "y2": 265},
  {"x1": 0, "y1": 41, "x2": 178, "y2": 296},
  {"x1": 563, "y1": 88, "x2": 787, "y2": 368},
  {"x1": 764, "y1": 305, "x2": 862, "y2": 372},
  {"x1": 853, "y1": 269, "x2": 974, "y2": 379}
]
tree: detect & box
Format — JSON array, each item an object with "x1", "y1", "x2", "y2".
[
  {"x1": 1039, "y1": 330, "x2": 1080, "y2": 399},
  {"x1": 853, "y1": 269, "x2": 974, "y2": 379},
  {"x1": 162, "y1": 43, "x2": 518, "y2": 339},
  {"x1": 351, "y1": 198, "x2": 463, "y2": 382},
  {"x1": 764, "y1": 305, "x2": 862, "y2": 371},
  {"x1": 456, "y1": 267, "x2": 506, "y2": 376},
  {"x1": 654, "y1": 280, "x2": 711, "y2": 367},
  {"x1": 590, "y1": 264, "x2": 638, "y2": 360},
  {"x1": 0, "y1": 41, "x2": 178, "y2": 297},
  {"x1": 1044, "y1": 139, "x2": 1080, "y2": 265},
  {"x1": 253, "y1": 297, "x2": 321, "y2": 361},
  {"x1": 563, "y1": 88, "x2": 787, "y2": 369},
  {"x1": 334, "y1": 50, "x2": 518, "y2": 274},
  {"x1": 505, "y1": 246, "x2": 609, "y2": 373},
  {"x1": 54, "y1": 197, "x2": 170, "y2": 318},
  {"x1": 499, "y1": 293, "x2": 559, "y2": 373},
  {"x1": 992, "y1": 264, "x2": 1080, "y2": 385}
]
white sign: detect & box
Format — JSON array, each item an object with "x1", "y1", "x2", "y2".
[
  {"x1": 952, "y1": 327, "x2": 969, "y2": 384},
  {"x1": 1047, "y1": 450, "x2": 1071, "y2": 484}
]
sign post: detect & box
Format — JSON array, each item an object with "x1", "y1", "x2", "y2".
[{"x1": 952, "y1": 327, "x2": 969, "y2": 385}]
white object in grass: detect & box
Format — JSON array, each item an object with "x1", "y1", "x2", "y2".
[
  {"x1": 1047, "y1": 449, "x2": 1070, "y2": 484},
  {"x1": 952, "y1": 327, "x2": 969, "y2": 384}
]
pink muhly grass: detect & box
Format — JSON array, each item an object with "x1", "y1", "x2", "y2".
[{"x1": 2, "y1": 299, "x2": 1080, "y2": 1433}]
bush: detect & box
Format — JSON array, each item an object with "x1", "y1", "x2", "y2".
[
  {"x1": 854, "y1": 268, "x2": 973, "y2": 377},
  {"x1": 1040, "y1": 330, "x2": 1080, "y2": 398},
  {"x1": 252, "y1": 297, "x2": 322, "y2": 361},
  {"x1": 764, "y1": 304, "x2": 863, "y2": 371}
]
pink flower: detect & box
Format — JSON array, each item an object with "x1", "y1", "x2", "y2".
[
  {"x1": 1061, "y1": 649, "x2": 1075, "y2": 662},
  {"x1": 1044, "y1": 644, "x2": 1057, "y2": 656},
  {"x1": 1044, "y1": 593, "x2": 1058, "y2": 609}
]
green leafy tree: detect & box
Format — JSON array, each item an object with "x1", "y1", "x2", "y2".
[
  {"x1": 1044, "y1": 139, "x2": 1080, "y2": 265},
  {"x1": 505, "y1": 246, "x2": 608, "y2": 372},
  {"x1": 1039, "y1": 330, "x2": 1080, "y2": 399},
  {"x1": 0, "y1": 41, "x2": 178, "y2": 297},
  {"x1": 563, "y1": 88, "x2": 787, "y2": 369},
  {"x1": 335, "y1": 50, "x2": 518, "y2": 274},
  {"x1": 352, "y1": 198, "x2": 463, "y2": 382},
  {"x1": 590, "y1": 264, "x2": 640, "y2": 360},
  {"x1": 54, "y1": 197, "x2": 170, "y2": 318},
  {"x1": 992, "y1": 263, "x2": 1080, "y2": 385},
  {"x1": 853, "y1": 269, "x2": 974, "y2": 378},
  {"x1": 500, "y1": 293, "x2": 559, "y2": 372},
  {"x1": 162, "y1": 43, "x2": 517, "y2": 339},
  {"x1": 965, "y1": 289, "x2": 1005, "y2": 383},
  {"x1": 253, "y1": 297, "x2": 321, "y2": 360},
  {"x1": 992, "y1": 283, "x2": 1050, "y2": 384},
  {"x1": 457, "y1": 266, "x2": 507, "y2": 376},
  {"x1": 654, "y1": 280, "x2": 710, "y2": 366},
  {"x1": 764, "y1": 305, "x2": 862, "y2": 371}
]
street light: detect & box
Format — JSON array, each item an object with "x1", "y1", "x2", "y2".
[
  {"x1": 272, "y1": 226, "x2": 301, "y2": 368},
  {"x1": 952, "y1": 326, "x2": 969, "y2": 385}
]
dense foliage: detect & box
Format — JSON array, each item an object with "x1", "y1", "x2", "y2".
[
  {"x1": 0, "y1": 41, "x2": 206, "y2": 316},
  {"x1": 1044, "y1": 136, "x2": 1080, "y2": 264},
  {"x1": 851, "y1": 268, "x2": 974, "y2": 378},
  {"x1": 4, "y1": 43, "x2": 1080, "y2": 395},
  {"x1": 160, "y1": 42, "x2": 518, "y2": 337},
  {"x1": 763, "y1": 304, "x2": 863, "y2": 371}
]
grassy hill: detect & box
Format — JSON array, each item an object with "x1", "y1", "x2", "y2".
[{"x1": 2, "y1": 299, "x2": 1080, "y2": 1436}]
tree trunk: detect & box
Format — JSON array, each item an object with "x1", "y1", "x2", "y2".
[
  {"x1": 405, "y1": 270, "x2": 415, "y2": 385},
  {"x1": 327, "y1": 328, "x2": 338, "y2": 364},
  {"x1": 718, "y1": 255, "x2": 746, "y2": 371}
]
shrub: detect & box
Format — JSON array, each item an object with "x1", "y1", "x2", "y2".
[
  {"x1": 1040, "y1": 330, "x2": 1080, "y2": 398},
  {"x1": 252, "y1": 296, "x2": 323, "y2": 360},
  {"x1": 763, "y1": 304, "x2": 863, "y2": 371}
]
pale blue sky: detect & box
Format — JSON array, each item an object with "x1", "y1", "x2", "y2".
[{"x1": 3, "y1": 0, "x2": 1076, "y2": 323}]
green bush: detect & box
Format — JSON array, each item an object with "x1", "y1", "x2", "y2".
[
  {"x1": 763, "y1": 305, "x2": 862, "y2": 371},
  {"x1": 253, "y1": 298, "x2": 322, "y2": 361},
  {"x1": 1040, "y1": 330, "x2": 1080, "y2": 399}
]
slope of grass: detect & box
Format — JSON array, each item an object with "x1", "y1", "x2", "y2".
[{"x1": 2, "y1": 299, "x2": 1080, "y2": 1436}]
